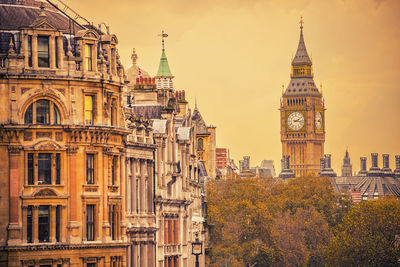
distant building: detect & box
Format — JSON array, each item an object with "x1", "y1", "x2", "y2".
[
  {"x1": 239, "y1": 156, "x2": 250, "y2": 173},
  {"x1": 216, "y1": 148, "x2": 228, "y2": 169},
  {"x1": 328, "y1": 153, "x2": 400, "y2": 202},
  {"x1": 341, "y1": 149, "x2": 352, "y2": 176},
  {"x1": 260, "y1": 160, "x2": 276, "y2": 177}
]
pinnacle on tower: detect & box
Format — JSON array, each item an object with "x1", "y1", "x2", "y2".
[
  {"x1": 292, "y1": 16, "x2": 311, "y2": 65},
  {"x1": 156, "y1": 30, "x2": 173, "y2": 77}
]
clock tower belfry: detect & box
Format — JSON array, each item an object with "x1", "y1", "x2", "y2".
[{"x1": 280, "y1": 18, "x2": 325, "y2": 177}]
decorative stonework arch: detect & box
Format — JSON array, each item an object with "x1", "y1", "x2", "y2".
[
  {"x1": 32, "y1": 188, "x2": 58, "y2": 197},
  {"x1": 32, "y1": 139, "x2": 63, "y2": 150},
  {"x1": 75, "y1": 29, "x2": 100, "y2": 40},
  {"x1": 18, "y1": 89, "x2": 69, "y2": 124}
]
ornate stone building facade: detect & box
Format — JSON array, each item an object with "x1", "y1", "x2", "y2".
[
  {"x1": 280, "y1": 20, "x2": 325, "y2": 177},
  {"x1": 0, "y1": 0, "x2": 128, "y2": 265}
]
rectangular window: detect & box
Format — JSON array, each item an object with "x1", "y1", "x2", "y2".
[
  {"x1": 111, "y1": 156, "x2": 117, "y2": 185},
  {"x1": 24, "y1": 103, "x2": 33, "y2": 124},
  {"x1": 38, "y1": 205, "x2": 49, "y2": 242},
  {"x1": 27, "y1": 205, "x2": 32, "y2": 243},
  {"x1": 56, "y1": 205, "x2": 60, "y2": 242},
  {"x1": 55, "y1": 37, "x2": 59, "y2": 68},
  {"x1": 28, "y1": 35, "x2": 32, "y2": 67},
  {"x1": 86, "y1": 154, "x2": 95, "y2": 184},
  {"x1": 38, "y1": 153, "x2": 51, "y2": 184},
  {"x1": 55, "y1": 153, "x2": 61, "y2": 184},
  {"x1": 110, "y1": 205, "x2": 116, "y2": 240},
  {"x1": 85, "y1": 44, "x2": 93, "y2": 71},
  {"x1": 85, "y1": 95, "x2": 94, "y2": 125},
  {"x1": 87, "y1": 263, "x2": 96, "y2": 267},
  {"x1": 37, "y1": 36, "x2": 49, "y2": 68},
  {"x1": 27, "y1": 153, "x2": 34, "y2": 185},
  {"x1": 86, "y1": 204, "x2": 95, "y2": 241}
]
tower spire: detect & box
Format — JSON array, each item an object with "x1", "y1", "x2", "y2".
[
  {"x1": 156, "y1": 30, "x2": 173, "y2": 77},
  {"x1": 292, "y1": 16, "x2": 311, "y2": 65}
]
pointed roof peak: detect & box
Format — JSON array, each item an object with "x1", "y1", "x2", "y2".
[
  {"x1": 292, "y1": 17, "x2": 311, "y2": 65},
  {"x1": 156, "y1": 30, "x2": 173, "y2": 77}
]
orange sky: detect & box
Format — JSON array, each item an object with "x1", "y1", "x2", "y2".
[{"x1": 68, "y1": 0, "x2": 400, "y2": 173}]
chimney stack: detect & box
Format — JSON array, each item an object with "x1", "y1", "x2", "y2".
[
  {"x1": 368, "y1": 153, "x2": 382, "y2": 177},
  {"x1": 381, "y1": 154, "x2": 393, "y2": 177},
  {"x1": 279, "y1": 155, "x2": 295, "y2": 179},
  {"x1": 319, "y1": 154, "x2": 337, "y2": 177},
  {"x1": 394, "y1": 155, "x2": 400, "y2": 178},
  {"x1": 358, "y1": 157, "x2": 368, "y2": 176}
]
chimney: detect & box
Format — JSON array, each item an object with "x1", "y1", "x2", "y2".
[
  {"x1": 278, "y1": 155, "x2": 295, "y2": 179},
  {"x1": 381, "y1": 154, "x2": 393, "y2": 177},
  {"x1": 394, "y1": 155, "x2": 400, "y2": 178},
  {"x1": 319, "y1": 154, "x2": 336, "y2": 177},
  {"x1": 358, "y1": 157, "x2": 368, "y2": 176},
  {"x1": 320, "y1": 158, "x2": 325, "y2": 172},
  {"x1": 368, "y1": 153, "x2": 382, "y2": 177}
]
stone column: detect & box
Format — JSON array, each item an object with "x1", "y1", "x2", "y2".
[
  {"x1": 57, "y1": 35, "x2": 63, "y2": 69},
  {"x1": 49, "y1": 35, "x2": 55, "y2": 69},
  {"x1": 22, "y1": 206, "x2": 28, "y2": 243},
  {"x1": 131, "y1": 158, "x2": 137, "y2": 215},
  {"x1": 8, "y1": 146, "x2": 20, "y2": 225},
  {"x1": 147, "y1": 243, "x2": 154, "y2": 267},
  {"x1": 140, "y1": 160, "x2": 146, "y2": 213},
  {"x1": 33, "y1": 205, "x2": 39, "y2": 243},
  {"x1": 67, "y1": 147, "x2": 78, "y2": 221},
  {"x1": 140, "y1": 242, "x2": 147, "y2": 267},
  {"x1": 162, "y1": 141, "x2": 166, "y2": 186},
  {"x1": 147, "y1": 160, "x2": 153, "y2": 214},
  {"x1": 32, "y1": 34, "x2": 38, "y2": 68},
  {"x1": 23, "y1": 33, "x2": 28, "y2": 67},
  {"x1": 50, "y1": 205, "x2": 56, "y2": 242},
  {"x1": 132, "y1": 243, "x2": 138, "y2": 267}
]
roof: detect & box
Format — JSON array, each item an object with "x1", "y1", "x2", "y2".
[
  {"x1": 292, "y1": 26, "x2": 311, "y2": 65},
  {"x1": 192, "y1": 107, "x2": 209, "y2": 135},
  {"x1": 0, "y1": 0, "x2": 85, "y2": 32},
  {"x1": 284, "y1": 77, "x2": 321, "y2": 96},
  {"x1": 132, "y1": 104, "x2": 162, "y2": 119},
  {"x1": 177, "y1": 127, "x2": 190, "y2": 141},
  {"x1": 156, "y1": 49, "x2": 173, "y2": 77},
  {"x1": 152, "y1": 119, "x2": 167, "y2": 134}
]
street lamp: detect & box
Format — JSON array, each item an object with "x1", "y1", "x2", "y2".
[{"x1": 192, "y1": 237, "x2": 203, "y2": 267}]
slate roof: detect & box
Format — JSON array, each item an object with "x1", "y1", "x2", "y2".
[
  {"x1": 333, "y1": 175, "x2": 400, "y2": 198},
  {"x1": 132, "y1": 104, "x2": 162, "y2": 119},
  {"x1": 292, "y1": 26, "x2": 311, "y2": 65},
  {"x1": 284, "y1": 77, "x2": 321, "y2": 97},
  {"x1": 0, "y1": 0, "x2": 85, "y2": 32},
  {"x1": 192, "y1": 107, "x2": 209, "y2": 135}
]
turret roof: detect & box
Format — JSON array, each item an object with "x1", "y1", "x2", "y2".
[
  {"x1": 156, "y1": 49, "x2": 173, "y2": 77},
  {"x1": 292, "y1": 23, "x2": 311, "y2": 65}
]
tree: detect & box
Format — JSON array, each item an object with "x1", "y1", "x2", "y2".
[
  {"x1": 325, "y1": 198, "x2": 400, "y2": 266},
  {"x1": 206, "y1": 176, "x2": 349, "y2": 266}
]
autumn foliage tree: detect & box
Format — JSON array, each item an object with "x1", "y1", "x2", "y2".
[
  {"x1": 206, "y1": 176, "x2": 350, "y2": 266},
  {"x1": 325, "y1": 197, "x2": 400, "y2": 266}
]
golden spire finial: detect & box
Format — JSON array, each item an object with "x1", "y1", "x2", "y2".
[{"x1": 300, "y1": 16, "x2": 304, "y2": 30}]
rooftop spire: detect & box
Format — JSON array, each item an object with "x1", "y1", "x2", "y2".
[
  {"x1": 292, "y1": 16, "x2": 311, "y2": 65},
  {"x1": 156, "y1": 30, "x2": 173, "y2": 77}
]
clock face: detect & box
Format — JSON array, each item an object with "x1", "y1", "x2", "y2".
[
  {"x1": 315, "y1": 112, "x2": 323, "y2": 130},
  {"x1": 287, "y1": 112, "x2": 305, "y2": 131}
]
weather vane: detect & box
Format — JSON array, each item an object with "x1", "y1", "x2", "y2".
[{"x1": 158, "y1": 30, "x2": 168, "y2": 50}]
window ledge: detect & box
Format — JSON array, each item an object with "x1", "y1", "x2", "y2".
[
  {"x1": 25, "y1": 184, "x2": 63, "y2": 187},
  {"x1": 83, "y1": 184, "x2": 99, "y2": 192}
]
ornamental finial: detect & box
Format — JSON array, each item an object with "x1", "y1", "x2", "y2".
[
  {"x1": 158, "y1": 30, "x2": 168, "y2": 51},
  {"x1": 300, "y1": 16, "x2": 304, "y2": 30}
]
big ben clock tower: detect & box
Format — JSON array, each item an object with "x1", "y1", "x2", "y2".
[{"x1": 280, "y1": 18, "x2": 325, "y2": 177}]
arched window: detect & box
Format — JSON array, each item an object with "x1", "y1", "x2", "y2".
[
  {"x1": 198, "y1": 138, "x2": 204, "y2": 151},
  {"x1": 24, "y1": 99, "x2": 61, "y2": 125}
]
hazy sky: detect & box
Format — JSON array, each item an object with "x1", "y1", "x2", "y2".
[{"x1": 68, "y1": 0, "x2": 400, "y2": 173}]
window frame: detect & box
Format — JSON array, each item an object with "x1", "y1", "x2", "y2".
[
  {"x1": 26, "y1": 152, "x2": 62, "y2": 186},
  {"x1": 38, "y1": 205, "x2": 50, "y2": 243},
  {"x1": 24, "y1": 99, "x2": 61, "y2": 125},
  {"x1": 86, "y1": 204, "x2": 95, "y2": 241},
  {"x1": 37, "y1": 35, "x2": 50, "y2": 68},
  {"x1": 84, "y1": 95, "x2": 95, "y2": 125},
  {"x1": 86, "y1": 153, "x2": 95, "y2": 184}
]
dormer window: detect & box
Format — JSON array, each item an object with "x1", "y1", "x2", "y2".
[
  {"x1": 37, "y1": 36, "x2": 49, "y2": 68},
  {"x1": 24, "y1": 99, "x2": 61, "y2": 125}
]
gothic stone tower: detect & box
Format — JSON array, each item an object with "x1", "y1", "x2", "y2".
[{"x1": 280, "y1": 20, "x2": 325, "y2": 177}]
